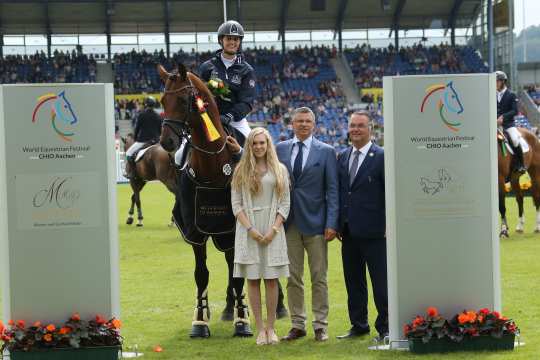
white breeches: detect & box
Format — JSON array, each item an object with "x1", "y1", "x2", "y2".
[
  {"x1": 126, "y1": 141, "x2": 145, "y2": 157},
  {"x1": 230, "y1": 118, "x2": 251, "y2": 138},
  {"x1": 506, "y1": 127, "x2": 530, "y2": 152}
]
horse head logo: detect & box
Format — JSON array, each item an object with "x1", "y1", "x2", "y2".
[
  {"x1": 32, "y1": 90, "x2": 79, "y2": 142},
  {"x1": 420, "y1": 81, "x2": 464, "y2": 132}
]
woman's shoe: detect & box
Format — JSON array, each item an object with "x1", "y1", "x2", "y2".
[
  {"x1": 256, "y1": 331, "x2": 268, "y2": 345},
  {"x1": 267, "y1": 328, "x2": 279, "y2": 345}
]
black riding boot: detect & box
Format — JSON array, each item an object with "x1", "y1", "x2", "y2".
[
  {"x1": 513, "y1": 146, "x2": 527, "y2": 174},
  {"x1": 124, "y1": 155, "x2": 136, "y2": 179}
]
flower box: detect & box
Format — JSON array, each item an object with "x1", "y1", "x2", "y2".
[
  {"x1": 10, "y1": 345, "x2": 121, "y2": 360},
  {"x1": 409, "y1": 334, "x2": 515, "y2": 354}
]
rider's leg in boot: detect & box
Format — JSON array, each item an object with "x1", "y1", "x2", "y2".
[
  {"x1": 124, "y1": 155, "x2": 135, "y2": 178},
  {"x1": 514, "y1": 146, "x2": 526, "y2": 174}
]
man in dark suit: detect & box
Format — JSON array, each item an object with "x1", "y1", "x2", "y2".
[
  {"x1": 496, "y1": 70, "x2": 528, "y2": 173},
  {"x1": 336, "y1": 110, "x2": 388, "y2": 340},
  {"x1": 276, "y1": 106, "x2": 339, "y2": 342}
]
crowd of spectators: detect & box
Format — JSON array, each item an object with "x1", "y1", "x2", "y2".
[{"x1": 0, "y1": 50, "x2": 96, "y2": 84}]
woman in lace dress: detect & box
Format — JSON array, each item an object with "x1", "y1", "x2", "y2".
[{"x1": 231, "y1": 127, "x2": 290, "y2": 345}]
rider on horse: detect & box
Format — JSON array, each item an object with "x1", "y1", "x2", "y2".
[
  {"x1": 174, "y1": 20, "x2": 255, "y2": 167},
  {"x1": 125, "y1": 96, "x2": 163, "y2": 178},
  {"x1": 496, "y1": 70, "x2": 529, "y2": 173}
]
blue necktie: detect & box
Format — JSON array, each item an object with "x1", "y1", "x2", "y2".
[{"x1": 293, "y1": 142, "x2": 304, "y2": 181}]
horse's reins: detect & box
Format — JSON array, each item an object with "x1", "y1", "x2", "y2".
[{"x1": 162, "y1": 77, "x2": 228, "y2": 156}]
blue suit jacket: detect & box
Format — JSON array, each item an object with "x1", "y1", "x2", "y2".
[
  {"x1": 276, "y1": 137, "x2": 339, "y2": 236},
  {"x1": 337, "y1": 143, "x2": 385, "y2": 239}
]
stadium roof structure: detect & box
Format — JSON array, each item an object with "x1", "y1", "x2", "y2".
[{"x1": 0, "y1": 0, "x2": 482, "y2": 35}]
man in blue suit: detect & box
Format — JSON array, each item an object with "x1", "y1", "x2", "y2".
[
  {"x1": 276, "y1": 107, "x2": 339, "y2": 342},
  {"x1": 336, "y1": 111, "x2": 388, "y2": 340}
]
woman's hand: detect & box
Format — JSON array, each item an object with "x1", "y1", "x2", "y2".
[
  {"x1": 248, "y1": 227, "x2": 264, "y2": 243},
  {"x1": 262, "y1": 228, "x2": 277, "y2": 245}
]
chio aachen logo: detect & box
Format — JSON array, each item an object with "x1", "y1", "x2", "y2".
[
  {"x1": 420, "y1": 81, "x2": 464, "y2": 132},
  {"x1": 32, "y1": 90, "x2": 79, "y2": 142}
]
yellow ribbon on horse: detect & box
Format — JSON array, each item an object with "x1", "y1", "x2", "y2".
[{"x1": 196, "y1": 96, "x2": 221, "y2": 142}]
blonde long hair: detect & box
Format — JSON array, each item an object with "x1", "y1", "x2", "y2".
[{"x1": 232, "y1": 127, "x2": 287, "y2": 199}]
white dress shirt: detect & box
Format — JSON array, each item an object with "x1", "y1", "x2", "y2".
[
  {"x1": 497, "y1": 87, "x2": 507, "y2": 103},
  {"x1": 290, "y1": 135, "x2": 313, "y2": 171},
  {"x1": 349, "y1": 141, "x2": 372, "y2": 179}
]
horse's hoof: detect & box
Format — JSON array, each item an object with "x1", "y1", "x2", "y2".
[
  {"x1": 190, "y1": 324, "x2": 210, "y2": 338},
  {"x1": 126, "y1": 218, "x2": 133, "y2": 225},
  {"x1": 534, "y1": 229, "x2": 540, "y2": 233},
  {"x1": 515, "y1": 229, "x2": 524, "y2": 234},
  {"x1": 276, "y1": 306, "x2": 289, "y2": 320},
  {"x1": 233, "y1": 321, "x2": 253, "y2": 337},
  {"x1": 500, "y1": 230, "x2": 509, "y2": 238},
  {"x1": 136, "y1": 223, "x2": 143, "y2": 227},
  {"x1": 221, "y1": 307, "x2": 234, "y2": 321}
]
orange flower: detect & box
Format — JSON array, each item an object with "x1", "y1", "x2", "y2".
[
  {"x1": 59, "y1": 327, "x2": 71, "y2": 335},
  {"x1": 111, "y1": 319, "x2": 122, "y2": 329},
  {"x1": 95, "y1": 315, "x2": 106, "y2": 325},
  {"x1": 466, "y1": 311, "x2": 477, "y2": 323},
  {"x1": 43, "y1": 333, "x2": 53, "y2": 342},
  {"x1": 501, "y1": 316, "x2": 508, "y2": 321},
  {"x1": 426, "y1": 307, "x2": 438, "y2": 318},
  {"x1": 46, "y1": 324, "x2": 56, "y2": 332},
  {"x1": 33, "y1": 321, "x2": 42, "y2": 328},
  {"x1": 412, "y1": 316, "x2": 425, "y2": 326},
  {"x1": 8, "y1": 320, "x2": 14, "y2": 326},
  {"x1": 477, "y1": 315, "x2": 484, "y2": 323},
  {"x1": 71, "y1": 313, "x2": 81, "y2": 321},
  {"x1": 0, "y1": 321, "x2": 4, "y2": 334},
  {"x1": 16, "y1": 320, "x2": 25, "y2": 328},
  {"x1": 458, "y1": 313, "x2": 469, "y2": 324}
]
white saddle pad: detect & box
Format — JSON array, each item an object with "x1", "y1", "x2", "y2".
[{"x1": 135, "y1": 145, "x2": 156, "y2": 162}]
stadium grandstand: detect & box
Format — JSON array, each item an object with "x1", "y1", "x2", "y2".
[{"x1": 0, "y1": 0, "x2": 538, "y2": 147}]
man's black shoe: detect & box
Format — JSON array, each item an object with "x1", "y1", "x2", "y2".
[{"x1": 336, "y1": 326, "x2": 370, "y2": 339}]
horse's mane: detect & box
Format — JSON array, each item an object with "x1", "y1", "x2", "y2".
[{"x1": 187, "y1": 72, "x2": 222, "y2": 131}]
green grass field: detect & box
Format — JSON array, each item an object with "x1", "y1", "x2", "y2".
[{"x1": 3, "y1": 182, "x2": 540, "y2": 359}]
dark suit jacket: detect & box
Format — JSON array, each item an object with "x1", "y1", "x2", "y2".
[
  {"x1": 276, "y1": 137, "x2": 339, "y2": 236},
  {"x1": 337, "y1": 143, "x2": 385, "y2": 239},
  {"x1": 497, "y1": 89, "x2": 518, "y2": 129}
]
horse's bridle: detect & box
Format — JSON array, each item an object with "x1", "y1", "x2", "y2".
[{"x1": 162, "y1": 77, "x2": 227, "y2": 156}]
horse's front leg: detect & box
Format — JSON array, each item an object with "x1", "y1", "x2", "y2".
[
  {"x1": 191, "y1": 243, "x2": 211, "y2": 338},
  {"x1": 224, "y1": 248, "x2": 252, "y2": 337}
]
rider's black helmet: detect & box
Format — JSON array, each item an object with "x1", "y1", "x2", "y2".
[
  {"x1": 144, "y1": 96, "x2": 157, "y2": 108},
  {"x1": 217, "y1": 20, "x2": 244, "y2": 43}
]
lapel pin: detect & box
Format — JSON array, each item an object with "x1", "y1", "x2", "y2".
[{"x1": 369, "y1": 152, "x2": 374, "y2": 157}]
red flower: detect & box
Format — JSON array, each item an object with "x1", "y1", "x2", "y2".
[
  {"x1": 507, "y1": 323, "x2": 517, "y2": 333},
  {"x1": 95, "y1": 315, "x2": 106, "y2": 325},
  {"x1": 71, "y1": 313, "x2": 81, "y2": 322},
  {"x1": 403, "y1": 324, "x2": 412, "y2": 336},
  {"x1": 16, "y1": 320, "x2": 26, "y2": 329},
  {"x1": 479, "y1": 308, "x2": 490, "y2": 315},
  {"x1": 492, "y1": 311, "x2": 501, "y2": 319},
  {"x1": 427, "y1": 307, "x2": 439, "y2": 318},
  {"x1": 33, "y1": 321, "x2": 42, "y2": 328},
  {"x1": 412, "y1": 316, "x2": 425, "y2": 326},
  {"x1": 8, "y1": 320, "x2": 14, "y2": 326},
  {"x1": 0, "y1": 321, "x2": 4, "y2": 334}
]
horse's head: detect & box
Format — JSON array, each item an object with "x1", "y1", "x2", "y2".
[
  {"x1": 158, "y1": 63, "x2": 194, "y2": 152},
  {"x1": 444, "y1": 81, "x2": 464, "y2": 115},
  {"x1": 55, "y1": 90, "x2": 78, "y2": 125}
]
